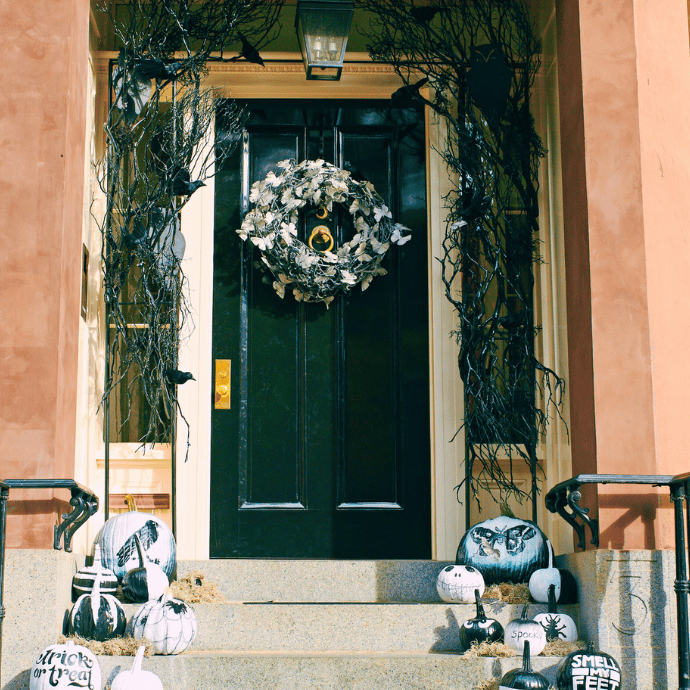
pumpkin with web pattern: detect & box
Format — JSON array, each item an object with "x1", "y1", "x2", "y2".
[{"x1": 130, "y1": 593, "x2": 197, "y2": 655}]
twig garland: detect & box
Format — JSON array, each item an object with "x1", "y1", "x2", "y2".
[{"x1": 239, "y1": 159, "x2": 411, "y2": 306}]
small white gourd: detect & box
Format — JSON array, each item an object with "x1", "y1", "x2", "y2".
[
  {"x1": 111, "y1": 645, "x2": 163, "y2": 690},
  {"x1": 533, "y1": 583, "x2": 578, "y2": 642},
  {"x1": 528, "y1": 539, "x2": 561, "y2": 603},
  {"x1": 504, "y1": 602, "x2": 547, "y2": 655}
]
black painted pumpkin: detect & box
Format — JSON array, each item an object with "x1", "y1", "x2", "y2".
[
  {"x1": 504, "y1": 603, "x2": 546, "y2": 655},
  {"x1": 557, "y1": 568, "x2": 579, "y2": 604},
  {"x1": 68, "y1": 572, "x2": 126, "y2": 641},
  {"x1": 122, "y1": 534, "x2": 169, "y2": 603},
  {"x1": 556, "y1": 641, "x2": 622, "y2": 690},
  {"x1": 456, "y1": 516, "x2": 548, "y2": 584},
  {"x1": 459, "y1": 589, "x2": 504, "y2": 650},
  {"x1": 533, "y1": 584, "x2": 577, "y2": 642},
  {"x1": 499, "y1": 640, "x2": 549, "y2": 689}
]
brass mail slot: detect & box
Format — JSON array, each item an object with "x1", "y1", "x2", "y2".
[{"x1": 215, "y1": 359, "x2": 231, "y2": 409}]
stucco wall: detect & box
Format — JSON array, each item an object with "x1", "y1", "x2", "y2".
[{"x1": 0, "y1": 0, "x2": 91, "y2": 546}]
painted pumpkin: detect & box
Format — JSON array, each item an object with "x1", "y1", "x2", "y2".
[
  {"x1": 456, "y1": 516, "x2": 548, "y2": 584},
  {"x1": 556, "y1": 641, "x2": 622, "y2": 690},
  {"x1": 436, "y1": 564, "x2": 485, "y2": 603},
  {"x1": 499, "y1": 640, "x2": 550, "y2": 689},
  {"x1": 72, "y1": 543, "x2": 118, "y2": 601},
  {"x1": 533, "y1": 584, "x2": 578, "y2": 643},
  {"x1": 504, "y1": 603, "x2": 547, "y2": 655},
  {"x1": 69, "y1": 572, "x2": 127, "y2": 641},
  {"x1": 557, "y1": 568, "x2": 578, "y2": 604},
  {"x1": 459, "y1": 589, "x2": 504, "y2": 650},
  {"x1": 528, "y1": 540, "x2": 561, "y2": 603},
  {"x1": 30, "y1": 641, "x2": 101, "y2": 690},
  {"x1": 131, "y1": 593, "x2": 197, "y2": 655},
  {"x1": 95, "y1": 494, "x2": 176, "y2": 580},
  {"x1": 122, "y1": 534, "x2": 169, "y2": 603},
  {"x1": 111, "y1": 645, "x2": 163, "y2": 690}
]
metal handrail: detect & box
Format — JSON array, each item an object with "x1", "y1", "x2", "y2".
[
  {"x1": 0, "y1": 479, "x2": 99, "y2": 683},
  {"x1": 545, "y1": 472, "x2": 689, "y2": 690}
]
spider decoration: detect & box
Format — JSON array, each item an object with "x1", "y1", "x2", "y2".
[
  {"x1": 357, "y1": 0, "x2": 566, "y2": 515},
  {"x1": 131, "y1": 594, "x2": 198, "y2": 655}
]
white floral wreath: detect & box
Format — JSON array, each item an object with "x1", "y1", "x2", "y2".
[{"x1": 237, "y1": 158, "x2": 411, "y2": 306}]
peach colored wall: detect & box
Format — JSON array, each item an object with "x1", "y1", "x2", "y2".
[
  {"x1": 0, "y1": 0, "x2": 91, "y2": 547},
  {"x1": 555, "y1": 0, "x2": 690, "y2": 549}
]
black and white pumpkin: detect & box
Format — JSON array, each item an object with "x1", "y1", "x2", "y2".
[
  {"x1": 30, "y1": 641, "x2": 101, "y2": 690},
  {"x1": 95, "y1": 494, "x2": 176, "y2": 580},
  {"x1": 436, "y1": 564, "x2": 485, "y2": 603},
  {"x1": 498, "y1": 640, "x2": 550, "y2": 690},
  {"x1": 556, "y1": 642, "x2": 622, "y2": 690},
  {"x1": 69, "y1": 572, "x2": 127, "y2": 641},
  {"x1": 556, "y1": 568, "x2": 579, "y2": 604},
  {"x1": 533, "y1": 584, "x2": 578, "y2": 643},
  {"x1": 72, "y1": 543, "x2": 118, "y2": 601},
  {"x1": 456, "y1": 516, "x2": 548, "y2": 584},
  {"x1": 111, "y1": 645, "x2": 164, "y2": 690},
  {"x1": 528, "y1": 540, "x2": 560, "y2": 603},
  {"x1": 131, "y1": 593, "x2": 197, "y2": 655},
  {"x1": 122, "y1": 534, "x2": 169, "y2": 603},
  {"x1": 459, "y1": 589, "x2": 504, "y2": 650},
  {"x1": 504, "y1": 603, "x2": 547, "y2": 655}
]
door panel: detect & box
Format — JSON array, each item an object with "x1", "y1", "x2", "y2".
[{"x1": 210, "y1": 100, "x2": 430, "y2": 558}]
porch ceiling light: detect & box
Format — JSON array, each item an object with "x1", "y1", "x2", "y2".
[{"x1": 295, "y1": 0, "x2": 355, "y2": 81}]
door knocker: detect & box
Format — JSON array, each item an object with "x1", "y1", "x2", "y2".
[{"x1": 308, "y1": 206, "x2": 334, "y2": 252}]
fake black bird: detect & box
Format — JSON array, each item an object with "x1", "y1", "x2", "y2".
[
  {"x1": 238, "y1": 31, "x2": 265, "y2": 66},
  {"x1": 134, "y1": 57, "x2": 183, "y2": 81},
  {"x1": 121, "y1": 213, "x2": 148, "y2": 249},
  {"x1": 390, "y1": 77, "x2": 429, "y2": 107},
  {"x1": 165, "y1": 369, "x2": 196, "y2": 385},
  {"x1": 410, "y1": 6, "x2": 445, "y2": 22},
  {"x1": 467, "y1": 44, "x2": 513, "y2": 122},
  {"x1": 171, "y1": 168, "x2": 206, "y2": 197},
  {"x1": 116, "y1": 520, "x2": 159, "y2": 569}
]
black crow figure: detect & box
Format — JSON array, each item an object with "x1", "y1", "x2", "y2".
[
  {"x1": 390, "y1": 77, "x2": 429, "y2": 107},
  {"x1": 467, "y1": 44, "x2": 513, "y2": 122},
  {"x1": 410, "y1": 6, "x2": 445, "y2": 22},
  {"x1": 116, "y1": 520, "x2": 159, "y2": 568},
  {"x1": 238, "y1": 32, "x2": 264, "y2": 66},
  {"x1": 165, "y1": 369, "x2": 196, "y2": 385},
  {"x1": 135, "y1": 57, "x2": 183, "y2": 81},
  {"x1": 171, "y1": 168, "x2": 206, "y2": 197}
]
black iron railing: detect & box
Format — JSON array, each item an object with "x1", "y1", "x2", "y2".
[
  {"x1": 0, "y1": 479, "x2": 98, "y2": 683},
  {"x1": 545, "y1": 473, "x2": 689, "y2": 690}
]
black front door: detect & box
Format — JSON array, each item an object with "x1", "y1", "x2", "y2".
[{"x1": 210, "y1": 99, "x2": 430, "y2": 558}]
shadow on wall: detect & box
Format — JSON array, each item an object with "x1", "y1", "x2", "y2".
[{"x1": 597, "y1": 493, "x2": 672, "y2": 549}]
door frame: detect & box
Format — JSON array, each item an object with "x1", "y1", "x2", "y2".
[{"x1": 173, "y1": 54, "x2": 465, "y2": 560}]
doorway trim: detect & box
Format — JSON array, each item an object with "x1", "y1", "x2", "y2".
[{"x1": 172, "y1": 54, "x2": 465, "y2": 559}]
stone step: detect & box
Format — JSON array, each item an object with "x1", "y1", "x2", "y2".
[
  {"x1": 121, "y1": 601, "x2": 580, "y2": 654},
  {"x1": 176, "y1": 559, "x2": 455, "y2": 603},
  {"x1": 96, "y1": 651, "x2": 565, "y2": 690}
]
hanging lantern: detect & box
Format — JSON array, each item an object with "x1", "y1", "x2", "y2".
[{"x1": 295, "y1": 0, "x2": 354, "y2": 80}]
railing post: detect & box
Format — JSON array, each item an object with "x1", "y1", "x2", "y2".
[
  {"x1": 671, "y1": 478, "x2": 690, "y2": 690},
  {"x1": 0, "y1": 482, "x2": 9, "y2": 685}
]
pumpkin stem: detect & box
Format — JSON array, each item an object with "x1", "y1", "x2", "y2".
[
  {"x1": 546, "y1": 539, "x2": 554, "y2": 568},
  {"x1": 125, "y1": 494, "x2": 137, "y2": 512},
  {"x1": 474, "y1": 589, "x2": 487, "y2": 620},
  {"x1": 134, "y1": 533, "x2": 146, "y2": 568},
  {"x1": 90, "y1": 572, "x2": 102, "y2": 626},
  {"x1": 131, "y1": 645, "x2": 146, "y2": 674},
  {"x1": 520, "y1": 602, "x2": 530, "y2": 620},
  {"x1": 547, "y1": 583, "x2": 558, "y2": 614},
  {"x1": 522, "y1": 640, "x2": 533, "y2": 672}
]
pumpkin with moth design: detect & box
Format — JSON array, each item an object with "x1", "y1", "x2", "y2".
[
  {"x1": 456, "y1": 516, "x2": 548, "y2": 584},
  {"x1": 504, "y1": 603, "x2": 546, "y2": 655},
  {"x1": 131, "y1": 593, "x2": 197, "y2": 655},
  {"x1": 30, "y1": 641, "x2": 101, "y2": 690},
  {"x1": 68, "y1": 572, "x2": 127, "y2": 641},
  {"x1": 556, "y1": 642, "x2": 622, "y2": 690},
  {"x1": 533, "y1": 584, "x2": 577, "y2": 643},
  {"x1": 459, "y1": 589, "x2": 504, "y2": 650},
  {"x1": 95, "y1": 494, "x2": 176, "y2": 580},
  {"x1": 436, "y1": 564, "x2": 485, "y2": 603},
  {"x1": 498, "y1": 640, "x2": 550, "y2": 690}
]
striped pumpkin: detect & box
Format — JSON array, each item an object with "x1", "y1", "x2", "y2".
[
  {"x1": 68, "y1": 573, "x2": 126, "y2": 641},
  {"x1": 71, "y1": 544, "x2": 118, "y2": 600}
]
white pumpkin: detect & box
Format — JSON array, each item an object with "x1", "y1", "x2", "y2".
[
  {"x1": 528, "y1": 539, "x2": 561, "y2": 603},
  {"x1": 533, "y1": 583, "x2": 578, "y2": 642},
  {"x1": 436, "y1": 564, "x2": 485, "y2": 603},
  {"x1": 504, "y1": 602, "x2": 547, "y2": 655},
  {"x1": 111, "y1": 645, "x2": 163, "y2": 690},
  {"x1": 95, "y1": 495, "x2": 176, "y2": 580},
  {"x1": 69, "y1": 572, "x2": 127, "y2": 641},
  {"x1": 72, "y1": 544, "x2": 118, "y2": 600},
  {"x1": 30, "y1": 641, "x2": 101, "y2": 690},
  {"x1": 131, "y1": 593, "x2": 197, "y2": 655},
  {"x1": 121, "y1": 534, "x2": 169, "y2": 603}
]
